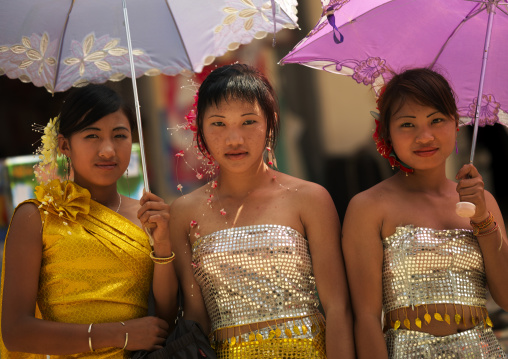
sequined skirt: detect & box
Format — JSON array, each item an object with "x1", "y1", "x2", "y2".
[
  {"x1": 385, "y1": 326, "x2": 507, "y2": 358},
  {"x1": 213, "y1": 315, "x2": 327, "y2": 359}
]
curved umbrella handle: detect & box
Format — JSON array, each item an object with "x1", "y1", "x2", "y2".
[{"x1": 456, "y1": 201, "x2": 476, "y2": 218}]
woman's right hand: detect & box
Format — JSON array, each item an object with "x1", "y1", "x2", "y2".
[{"x1": 121, "y1": 316, "x2": 169, "y2": 351}]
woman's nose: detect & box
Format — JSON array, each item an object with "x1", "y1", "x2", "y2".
[
  {"x1": 416, "y1": 127, "x2": 434, "y2": 143},
  {"x1": 98, "y1": 139, "x2": 115, "y2": 158},
  {"x1": 225, "y1": 128, "x2": 244, "y2": 146}
]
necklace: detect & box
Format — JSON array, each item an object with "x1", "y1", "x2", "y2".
[{"x1": 114, "y1": 192, "x2": 122, "y2": 213}]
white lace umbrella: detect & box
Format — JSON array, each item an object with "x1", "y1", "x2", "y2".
[{"x1": 0, "y1": 0, "x2": 299, "y2": 191}]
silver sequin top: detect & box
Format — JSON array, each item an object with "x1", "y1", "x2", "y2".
[
  {"x1": 382, "y1": 225, "x2": 487, "y2": 312},
  {"x1": 192, "y1": 224, "x2": 320, "y2": 333}
]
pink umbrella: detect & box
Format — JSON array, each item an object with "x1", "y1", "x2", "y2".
[{"x1": 280, "y1": 0, "x2": 508, "y2": 216}]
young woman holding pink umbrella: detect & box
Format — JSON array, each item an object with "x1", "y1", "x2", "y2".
[{"x1": 342, "y1": 68, "x2": 508, "y2": 358}]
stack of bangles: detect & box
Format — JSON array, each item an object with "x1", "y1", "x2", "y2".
[
  {"x1": 470, "y1": 211, "x2": 503, "y2": 250},
  {"x1": 150, "y1": 251, "x2": 176, "y2": 264}
]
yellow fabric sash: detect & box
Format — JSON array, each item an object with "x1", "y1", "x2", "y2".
[{"x1": 0, "y1": 181, "x2": 153, "y2": 358}]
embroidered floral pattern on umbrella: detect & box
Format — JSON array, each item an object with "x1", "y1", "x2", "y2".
[
  {"x1": 0, "y1": 0, "x2": 298, "y2": 93},
  {"x1": 280, "y1": 0, "x2": 508, "y2": 128}
]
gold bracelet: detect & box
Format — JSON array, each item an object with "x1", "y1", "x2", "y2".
[
  {"x1": 88, "y1": 323, "x2": 94, "y2": 352},
  {"x1": 470, "y1": 212, "x2": 494, "y2": 236},
  {"x1": 120, "y1": 321, "x2": 128, "y2": 350},
  {"x1": 150, "y1": 251, "x2": 176, "y2": 264}
]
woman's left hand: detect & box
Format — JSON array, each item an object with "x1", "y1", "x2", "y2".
[
  {"x1": 456, "y1": 163, "x2": 488, "y2": 221},
  {"x1": 138, "y1": 191, "x2": 171, "y2": 249}
]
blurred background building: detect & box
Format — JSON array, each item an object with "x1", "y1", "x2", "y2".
[{"x1": 0, "y1": 0, "x2": 506, "y2": 352}]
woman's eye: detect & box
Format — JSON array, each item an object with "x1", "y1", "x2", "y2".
[
  {"x1": 243, "y1": 119, "x2": 256, "y2": 125},
  {"x1": 115, "y1": 134, "x2": 128, "y2": 139},
  {"x1": 212, "y1": 121, "x2": 225, "y2": 126},
  {"x1": 400, "y1": 122, "x2": 414, "y2": 128},
  {"x1": 85, "y1": 134, "x2": 98, "y2": 139},
  {"x1": 432, "y1": 117, "x2": 444, "y2": 124}
]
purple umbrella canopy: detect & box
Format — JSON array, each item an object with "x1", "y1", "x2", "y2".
[{"x1": 281, "y1": 0, "x2": 508, "y2": 130}]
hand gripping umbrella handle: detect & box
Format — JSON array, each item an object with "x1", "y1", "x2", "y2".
[
  {"x1": 455, "y1": 4, "x2": 496, "y2": 219},
  {"x1": 455, "y1": 173, "x2": 476, "y2": 218}
]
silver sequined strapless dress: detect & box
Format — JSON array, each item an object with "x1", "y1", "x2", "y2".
[
  {"x1": 192, "y1": 224, "x2": 326, "y2": 359},
  {"x1": 383, "y1": 225, "x2": 506, "y2": 358}
]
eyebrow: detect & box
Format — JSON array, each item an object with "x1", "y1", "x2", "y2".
[
  {"x1": 207, "y1": 112, "x2": 260, "y2": 119},
  {"x1": 395, "y1": 111, "x2": 440, "y2": 120},
  {"x1": 80, "y1": 126, "x2": 130, "y2": 132}
]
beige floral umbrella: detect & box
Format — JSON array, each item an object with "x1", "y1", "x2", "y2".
[{"x1": 0, "y1": 0, "x2": 299, "y2": 191}]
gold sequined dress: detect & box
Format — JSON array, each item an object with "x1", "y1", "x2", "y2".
[
  {"x1": 192, "y1": 224, "x2": 326, "y2": 359},
  {"x1": 382, "y1": 225, "x2": 506, "y2": 358},
  {"x1": 0, "y1": 180, "x2": 153, "y2": 359}
]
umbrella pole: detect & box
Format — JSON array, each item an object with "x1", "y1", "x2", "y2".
[
  {"x1": 469, "y1": 1, "x2": 496, "y2": 163},
  {"x1": 122, "y1": 0, "x2": 150, "y2": 193},
  {"x1": 456, "y1": 1, "x2": 496, "y2": 218}
]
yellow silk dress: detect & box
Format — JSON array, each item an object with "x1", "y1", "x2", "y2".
[{"x1": 0, "y1": 180, "x2": 153, "y2": 359}]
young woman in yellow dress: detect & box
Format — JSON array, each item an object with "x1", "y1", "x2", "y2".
[
  {"x1": 169, "y1": 64, "x2": 354, "y2": 359},
  {"x1": 0, "y1": 84, "x2": 178, "y2": 358},
  {"x1": 342, "y1": 68, "x2": 508, "y2": 358}
]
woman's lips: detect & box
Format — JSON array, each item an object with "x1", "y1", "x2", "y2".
[
  {"x1": 413, "y1": 148, "x2": 438, "y2": 157},
  {"x1": 225, "y1": 152, "x2": 247, "y2": 160},
  {"x1": 96, "y1": 162, "x2": 117, "y2": 170}
]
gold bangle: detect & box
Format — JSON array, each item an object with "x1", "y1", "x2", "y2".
[
  {"x1": 150, "y1": 251, "x2": 175, "y2": 264},
  {"x1": 120, "y1": 321, "x2": 128, "y2": 350},
  {"x1": 88, "y1": 323, "x2": 94, "y2": 352}
]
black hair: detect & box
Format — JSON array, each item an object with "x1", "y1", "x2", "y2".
[
  {"x1": 58, "y1": 84, "x2": 135, "y2": 138},
  {"x1": 378, "y1": 68, "x2": 459, "y2": 144},
  {"x1": 196, "y1": 64, "x2": 280, "y2": 155}
]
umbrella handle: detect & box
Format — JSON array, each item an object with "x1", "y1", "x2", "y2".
[{"x1": 456, "y1": 202, "x2": 476, "y2": 218}]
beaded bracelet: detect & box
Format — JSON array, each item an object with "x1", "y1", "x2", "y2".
[
  {"x1": 476, "y1": 223, "x2": 499, "y2": 237},
  {"x1": 149, "y1": 251, "x2": 176, "y2": 264},
  {"x1": 470, "y1": 212, "x2": 494, "y2": 236},
  {"x1": 88, "y1": 323, "x2": 94, "y2": 352}
]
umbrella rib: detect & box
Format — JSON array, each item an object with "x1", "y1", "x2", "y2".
[
  {"x1": 52, "y1": 0, "x2": 75, "y2": 93},
  {"x1": 497, "y1": 4, "x2": 508, "y2": 15},
  {"x1": 164, "y1": 0, "x2": 194, "y2": 72},
  {"x1": 430, "y1": 4, "x2": 485, "y2": 67}
]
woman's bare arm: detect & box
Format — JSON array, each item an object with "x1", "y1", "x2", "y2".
[
  {"x1": 301, "y1": 184, "x2": 355, "y2": 359},
  {"x1": 342, "y1": 191, "x2": 388, "y2": 359}
]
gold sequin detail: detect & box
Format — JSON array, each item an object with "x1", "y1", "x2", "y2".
[
  {"x1": 213, "y1": 315, "x2": 326, "y2": 359},
  {"x1": 192, "y1": 224, "x2": 326, "y2": 358}
]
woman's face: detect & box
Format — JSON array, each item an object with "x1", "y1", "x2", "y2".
[
  {"x1": 389, "y1": 99, "x2": 457, "y2": 171},
  {"x1": 59, "y1": 110, "x2": 132, "y2": 188},
  {"x1": 202, "y1": 98, "x2": 267, "y2": 173}
]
